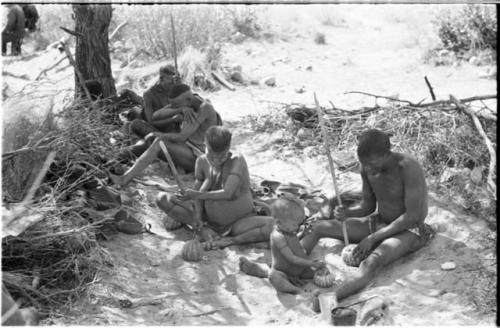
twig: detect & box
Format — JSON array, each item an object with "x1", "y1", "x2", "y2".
[
  {"x1": 314, "y1": 93, "x2": 349, "y2": 245},
  {"x1": 59, "y1": 26, "x2": 83, "y2": 37},
  {"x1": 34, "y1": 56, "x2": 67, "y2": 81},
  {"x1": 169, "y1": 12, "x2": 178, "y2": 75},
  {"x1": 109, "y1": 21, "x2": 128, "y2": 41},
  {"x1": 2, "y1": 70, "x2": 30, "y2": 80},
  {"x1": 27, "y1": 217, "x2": 114, "y2": 242},
  {"x1": 186, "y1": 307, "x2": 229, "y2": 317},
  {"x1": 345, "y1": 91, "x2": 413, "y2": 105},
  {"x1": 449, "y1": 94, "x2": 496, "y2": 197},
  {"x1": 424, "y1": 76, "x2": 436, "y2": 101}
]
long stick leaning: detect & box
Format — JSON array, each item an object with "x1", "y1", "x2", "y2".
[
  {"x1": 158, "y1": 140, "x2": 185, "y2": 192},
  {"x1": 169, "y1": 12, "x2": 179, "y2": 75},
  {"x1": 314, "y1": 93, "x2": 349, "y2": 245}
]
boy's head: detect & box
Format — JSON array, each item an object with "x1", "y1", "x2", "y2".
[
  {"x1": 357, "y1": 129, "x2": 391, "y2": 175},
  {"x1": 205, "y1": 126, "x2": 232, "y2": 168},
  {"x1": 271, "y1": 194, "x2": 305, "y2": 233},
  {"x1": 168, "y1": 83, "x2": 192, "y2": 107}
]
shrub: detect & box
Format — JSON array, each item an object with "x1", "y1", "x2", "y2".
[
  {"x1": 314, "y1": 32, "x2": 326, "y2": 45},
  {"x1": 433, "y1": 4, "x2": 497, "y2": 55}
]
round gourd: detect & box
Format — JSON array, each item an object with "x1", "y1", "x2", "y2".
[
  {"x1": 163, "y1": 216, "x2": 182, "y2": 231},
  {"x1": 313, "y1": 267, "x2": 336, "y2": 288},
  {"x1": 181, "y1": 239, "x2": 204, "y2": 262},
  {"x1": 341, "y1": 244, "x2": 367, "y2": 267}
]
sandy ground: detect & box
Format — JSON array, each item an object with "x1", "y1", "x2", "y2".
[{"x1": 2, "y1": 4, "x2": 497, "y2": 326}]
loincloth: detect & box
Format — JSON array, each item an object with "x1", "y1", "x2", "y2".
[
  {"x1": 368, "y1": 214, "x2": 435, "y2": 246},
  {"x1": 204, "y1": 221, "x2": 232, "y2": 237}
]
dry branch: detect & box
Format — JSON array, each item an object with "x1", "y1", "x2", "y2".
[
  {"x1": 2, "y1": 70, "x2": 30, "y2": 80},
  {"x1": 424, "y1": 76, "x2": 436, "y2": 101},
  {"x1": 449, "y1": 95, "x2": 496, "y2": 197},
  {"x1": 109, "y1": 21, "x2": 128, "y2": 41},
  {"x1": 34, "y1": 56, "x2": 68, "y2": 81},
  {"x1": 59, "y1": 26, "x2": 83, "y2": 38},
  {"x1": 59, "y1": 41, "x2": 93, "y2": 102}
]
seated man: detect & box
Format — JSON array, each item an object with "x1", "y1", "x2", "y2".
[
  {"x1": 117, "y1": 64, "x2": 195, "y2": 162},
  {"x1": 156, "y1": 126, "x2": 274, "y2": 249},
  {"x1": 300, "y1": 129, "x2": 434, "y2": 301},
  {"x1": 2, "y1": 4, "x2": 25, "y2": 56},
  {"x1": 110, "y1": 84, "x2": 220, "y2": 183}
]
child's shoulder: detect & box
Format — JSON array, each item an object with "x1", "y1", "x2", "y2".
[{"x1": 270, "y1": 229, "x2": 288, "y2": 247}]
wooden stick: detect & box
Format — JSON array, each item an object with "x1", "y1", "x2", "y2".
[
  {"x1": 158, "y1": 139, "x2": 185, "y2": 192},
  {"x1": 109, "y1": 21, "x2": 128, "y2": 41},
  {"x1": 424, "y1": 76, "x2": 436, "y2": 101},
  {"x1": 59, "y1": 41, "x2": 93, "y2": 102},
  {"x1": 169, "y1": 12, "x2": 178, "y2": 75},
  {"x1": 449, "y1": 95, "x2": 496, "y2": 197},
  {"x1": 314, "y1": 93, "x2": 349, "y2": 245}
]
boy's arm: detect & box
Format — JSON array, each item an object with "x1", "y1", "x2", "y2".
[
  {"x1": 345, "y1": 169, "x2": 377, "y2": 217},
  {"x1": 370, "y1": 159, "x2": 428, "y2": 242},
  {"x1": 274, "y1": 234, "x2": 314, "y2": 268},
  {"x1": 160, "y1": 105, "x2": 209, "y2": 143}
]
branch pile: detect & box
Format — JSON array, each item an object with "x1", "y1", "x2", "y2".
[{"x1": 2, "y1": 98, "x2": 132, "y2": 315}]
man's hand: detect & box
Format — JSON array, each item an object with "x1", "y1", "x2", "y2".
[
  {"x1": 176, "y1": 189, "x2": 201, "y2": 201},
  {"x1": 353, "y1": 234, "x2": 377, "y2": 259},
  {"x1": 311, "y1": 259, "x2": 326, "y2": 269},
  {"x1": 145, "y1": 131, "x2": 164, "y2": 143},
  {"x1": 181, "y1": 106, "x2": 197, "y2": 125},
  {"x1": 334, "y1": 205, "x2": 349, "y2": 222}
]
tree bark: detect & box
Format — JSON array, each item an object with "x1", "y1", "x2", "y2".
[{"x1": 73, "y1": 4, "x2": 116, "y2": 99}]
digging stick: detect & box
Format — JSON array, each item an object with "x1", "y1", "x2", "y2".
[
  {"x1": 169, "y1": 12, "x2": 178, "y2": 76},
  {"x1": 158, "y1": 139, "x2": 185, "y2": 192},
  {"x1": 314, "y1": 93, "x2": 349, "y2": 245}
]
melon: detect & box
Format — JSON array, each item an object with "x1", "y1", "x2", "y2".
[
  {"x1": 181, "y1": 239, "x2": 204, "y2": 262},
  {"x1": 163, "y1": 216, "x2": 182, "y2": 231},
  {"x1": 313, "y1": 267, "x2": 336, "y2": 288},
  {"x1": 341, "y1": 244, "x2": 367, "y2": 267}
]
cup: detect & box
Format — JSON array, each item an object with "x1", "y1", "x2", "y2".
[{"x1": 318, "y1": 292, "x2": 338, "y2": 323}]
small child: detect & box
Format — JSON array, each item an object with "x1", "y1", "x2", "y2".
[{"x1": 268, "y1": 194, "x2": 325, "y2": 294}]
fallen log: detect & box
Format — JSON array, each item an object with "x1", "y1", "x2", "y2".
[{"x1": 211, "y1": 71, "x2": 236, "y2": 91}]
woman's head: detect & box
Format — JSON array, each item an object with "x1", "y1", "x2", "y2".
[{"x1": 205, "y1": 126, "x2": 232, "y2": 168}]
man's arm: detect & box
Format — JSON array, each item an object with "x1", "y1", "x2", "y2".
[
  {"x1": 160, "y1": 104, "x2": 210, "y2": 143},
  {"x1": 197, "y1": 157, "x2": 244, "y2": 201},
  {"x1": 4, "y1": 9, "x2": 16, "y2": 32},
  {"x1": 345, "y1": 170, "x2": 377, "y2": 217},
  {"x1": 142, "y1": 91, "x2": 155, "y2": 124},
  {"x1": 370, "y1": 159, "x2": 428, "y2": 242}
]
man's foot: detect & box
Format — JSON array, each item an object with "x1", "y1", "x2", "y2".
[
  {"x1": 239, "y1": 257, "x2": 269, "y2": 278},
  {"x1": 201, "y1": 237, "x2": 233, "y2": 250}
]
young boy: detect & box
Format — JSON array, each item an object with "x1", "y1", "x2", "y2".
[{"x1": 268, "y1": 195, "x2": 326, "y2": 294}]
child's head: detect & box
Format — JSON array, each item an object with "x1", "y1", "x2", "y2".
[
  {"x1": 271, "y1": 193, "x2": 305, "y2": 233},
  {"x1": 205, "y1": 126, "x2": 232, "y2": 168}
]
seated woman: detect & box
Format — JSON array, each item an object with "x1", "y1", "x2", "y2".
[{"x1": 156, "y1": 126, "x2": 274, "y2": 249}]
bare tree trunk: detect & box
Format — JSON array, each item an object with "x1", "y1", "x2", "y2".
[{"x1": 73, "y1": 4, "x2": 116, "y2": 99}]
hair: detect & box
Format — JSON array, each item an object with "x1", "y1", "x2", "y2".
[
  {"x1": 357, "y1": 129, "x2": 391, "y2": 158},
  {"x1": 159, "y1": 64, "x2": 176, "y2": 76},
  {"x1": 167, "y1": 84, "x2": 190, "y2": 99},
  {"x1": 205, "y1": 126, "x2": 232, "y2": 152},
  {"x1": 270, "y1": 194, "x2": 305, "y2": 221}
]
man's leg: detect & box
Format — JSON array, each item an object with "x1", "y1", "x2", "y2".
[
  {"x1": 335, "y1": 231, "x2": 423, "y2": 301},
  {"x1": 157, "y1": 140, "x2": 197, "y2": 173},
  {"x1": 156, "y1": 192, "x2": 197, "y2": 227},
  {"x1": 210, "y1": 215, "x2": 274, "y2": 248},
  {"x1": 130, "y1": 119, "x2": 157, "y2": 138},
  {"x1": 301, "y1": 217, "x2": 372, "y2": 255},
  {"x1": 110, "y1": 138, "x2": 162, "y2": 186}
]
